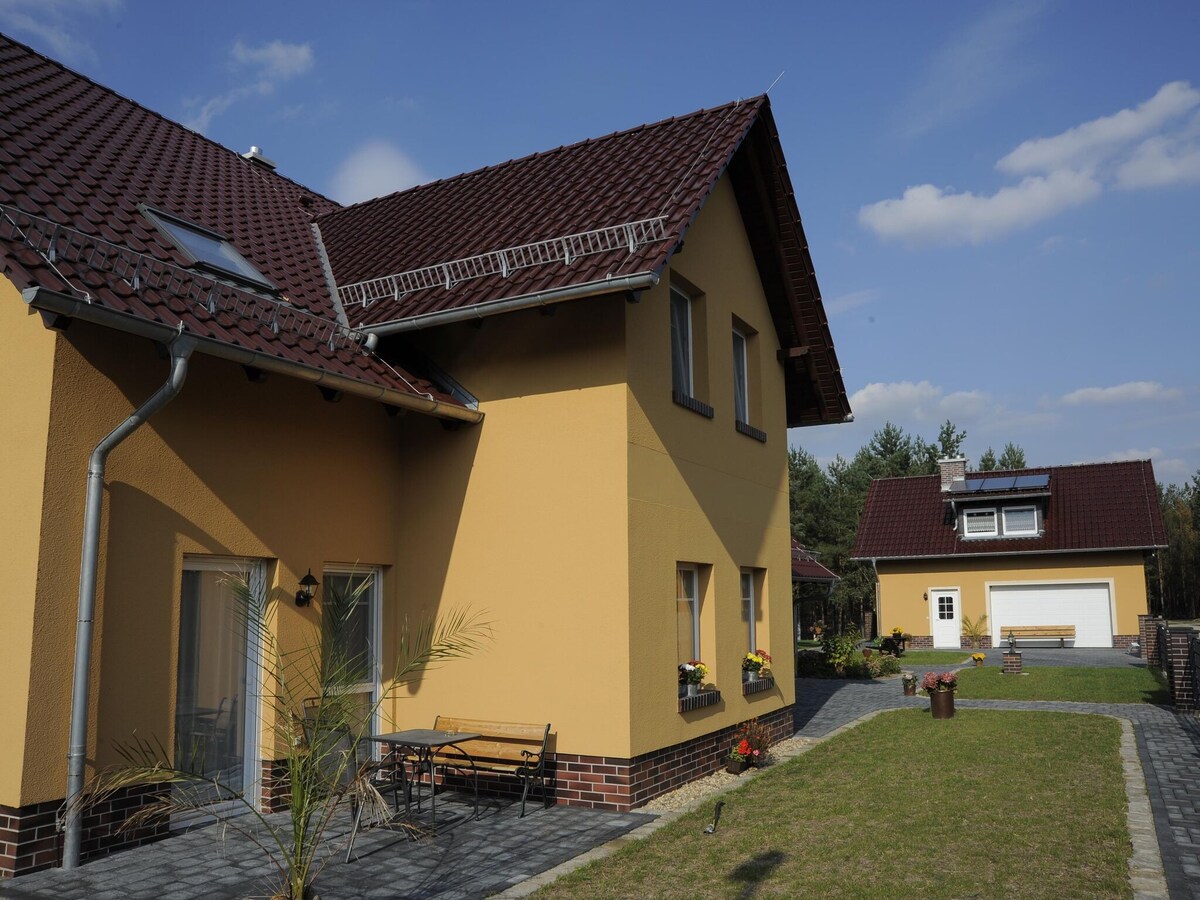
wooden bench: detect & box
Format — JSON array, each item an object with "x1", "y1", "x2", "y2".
[
  {"x1": 1003, "y1": 625, "x2": 1076, "y2": 648},
  {"x1": 431, "y1": 716, "x2": 551, "y2": 817}
]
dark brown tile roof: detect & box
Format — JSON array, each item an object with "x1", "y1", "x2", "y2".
[
  {"x1": 0, "y1": 34, "x2": 456, "y2": 407},
  {"x1": 318, "y1": 97, "x2": 850, "y2": 427},
  {"x1": 792, "y1": 539, "x2": 838, "y2": 582},
  {"x1": 852, "y1": 460, "x2": 1168, "y2": 560}
]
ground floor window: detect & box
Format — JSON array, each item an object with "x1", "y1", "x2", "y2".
[
  {"x1": 676, "y1": 565, "x2": 700, "y2": 664},
  {"x1": 322, "y1": 567, "x2": 382, "y2": 739}
]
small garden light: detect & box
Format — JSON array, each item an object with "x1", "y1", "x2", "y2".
[{"x1": 295, "y1": 569, "x2": 319, "y2": 607}]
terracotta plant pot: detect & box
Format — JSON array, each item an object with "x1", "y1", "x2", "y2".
[
  {"x1": 903, "y1": 681, "x2": 917, "y2": 696},
  {"x1": 974, "y1": 659, "x2": 984, "y2": 667},
  {"x1": 862, "y1": 648, "x2": 873, "y2": 659},
  {"x1": 930, "y1": 690, "x2": 955, "y2": 719}
]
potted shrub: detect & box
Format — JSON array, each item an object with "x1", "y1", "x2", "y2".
[
  {"x1": 742, "y1": 649, "x2": 772, "y2": 682},
  {"x1": 726, "y1": 739, "x2": 751, "y2": 773},
  {"x1": 730, "y1": 718, "x2": 772, "y2": 769},
  {"x1": 902, "y1": 672, "x2": 918, "y2": 696},
  {"x1": 678, "y1": 660, "x2": 709, "y2": 697},
  {"x1": 922, "y1": 671, "x2": 958, "y2": 719}
]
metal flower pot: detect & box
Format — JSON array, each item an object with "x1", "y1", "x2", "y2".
[{"x1": 930, "y1": 690, "x2": 955, "y2": 719}]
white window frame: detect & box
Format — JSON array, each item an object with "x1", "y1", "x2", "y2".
[
  {"x1": 670, "y1": 287, "x2": 694, "y2": 396},
  {"x1": 963, "y1": 507, "x2": 998, "y2": 537},
  {"x1": 732, "y1": 328, "x2": 749, "y2": 424},
  {"x1": 322, "y1": 566, "x2": 383, "y2": 743},
  {"x1": 1002, "y1": 505, "x2": 1038, "y2": 536},
  {"x1": 677, "y1": 564, "x2": 701, "y2": 662},
  {"x1": 741, "y1": 569, "x2": 756, "y2": 653}
]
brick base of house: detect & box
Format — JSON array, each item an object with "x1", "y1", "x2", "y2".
[
  {"x1": 959, "y1": 636, "x2": 993, "y2": 650},
  {"x1": 552, "y1": 705, "x2": 795, "y2": 811},
  {"x1": 261, "y1": 759, "x2": 291, "y2": 813},
  {"x1": 0, "y1": 783, "x2": 168, "y2": 878},
  {"x1": 908, "y1": 635, "x2": 933, "y2": 649},
  {"x1": 1112, "y1": 634, "x2": 1137, "y2": 650}
]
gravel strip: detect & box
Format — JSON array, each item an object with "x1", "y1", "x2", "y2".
[{"x1": 641, "y1": 735, "x2": 818, "y2": 812}]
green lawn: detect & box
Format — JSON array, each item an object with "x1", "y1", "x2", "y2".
[
  {"x1": 894, "y1": 649, "x2": 972, "y2": 665},
  {"x1": 536, "y1": 710, "x2": 1129, "y2": 899},
  {"x1": 958, "y1": 665, "x2": 1169, "y2": 704}
]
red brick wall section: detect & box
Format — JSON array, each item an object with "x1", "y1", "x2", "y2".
[
  {"x1": 1002, "y1": 651, "x2": 1023, "y2": 675},
  {"x1": 261, "y1": 759, "x2": 291, "y2": 813},
  {"x1": 0, "y1": 783, "x2": 168, "y2": 878},
  {"x1": 908, "y1": 635, "x2": 933, "y2": 649},
  {"x1": 552, "y1": 705, "x2": 794, "y2": 811},
  {"x1": 1140, "y1": 614, "x2": 1166, "y2": 667},
  {"x1": 1112, "y1": 634, "x2": 1137, "y2": 650},
  {"x1": 959, "y1": 636, "x2": 993, "y2": 650},
  {"x1": 1165, "y1": 628, "x2": 1196, "y2": 712}
]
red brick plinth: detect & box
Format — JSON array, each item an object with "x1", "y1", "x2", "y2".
[{"x1": 1002, "y1": 651, "x2": 1023, "y2": 675}]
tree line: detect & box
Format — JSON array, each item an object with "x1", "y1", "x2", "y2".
[{"x1": 790, "y1": 420, "x2": 1199, "y2": 635}]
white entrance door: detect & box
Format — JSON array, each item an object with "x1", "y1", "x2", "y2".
[{"x1": 931, "y1": 589, "x2": 961, "y2": 649}]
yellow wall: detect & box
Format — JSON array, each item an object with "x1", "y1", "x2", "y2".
[
  {"x1": 11, "y1": 312, "x2": 409, "y2": 806},
  {"x1": 387, "y1": 298, "x2": 633, "y2": 755},
  {"x1": 876, "y1": 551, "x2": 1150, "y2": 642},
  {"x1": 626, "y1": 176, "x2": 793, "y2": 756},
  {"x1": 0, "y1": 283, "x2": 58, "y2": 804}
]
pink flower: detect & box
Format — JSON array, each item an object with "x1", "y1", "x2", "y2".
[{"x1": 752, "y1": 749, "x2": 760, "y2": 756}]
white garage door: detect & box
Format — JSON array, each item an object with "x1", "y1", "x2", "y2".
[{"x1": 990, "y1": 583, "x2": 1113, "y2": 648}]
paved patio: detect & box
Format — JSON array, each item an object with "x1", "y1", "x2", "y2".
[{"x1": 1, "y1": 795, "x2": 652, "y2": 900}]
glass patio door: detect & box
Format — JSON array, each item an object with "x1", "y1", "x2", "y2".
[
  {"x1": 174, "y1": 557, "x2": 262, "y2": 813},
  {"x1": 322, "y1": 568, "x2": 381, "y2": 740}
]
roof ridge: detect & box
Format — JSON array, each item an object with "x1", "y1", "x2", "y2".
[
  {"x1": 0, "y1": 32, "x2": 339, "y2": 209},
  {"x1": 320, "y1": 95, "x2": 766, "y2": 221}
]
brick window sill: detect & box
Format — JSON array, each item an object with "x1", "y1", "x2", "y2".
[
  {"x1": 677, "y1": 689, "x2": 721, "y2": 713},
  {"x1": 742, "y1": 674, "x2": 775, "y2": 695},
  {"x1": 735, "y1": 420, "x2": 767, "y2": 442},
  {"x1": 672, "y1": 391, "x2": 714, "y2": 419}
]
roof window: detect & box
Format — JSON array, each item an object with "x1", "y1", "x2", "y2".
[
  {"x1": 963, "y1": 508, "x2": 997, "y2": 537},
  {"x1": 141, "y1": 206, "x2": 275, "y2": 291}
]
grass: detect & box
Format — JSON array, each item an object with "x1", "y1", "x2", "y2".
[
  {"x1": 958, "y1": 665, "x2": 1170, "y2": 704},
  {"x1": 893, "y1": 649, "x2": 972, "y2": 665},
  {"x1": 535, "y1": 709, "x2": 1130, "y2": 899}
]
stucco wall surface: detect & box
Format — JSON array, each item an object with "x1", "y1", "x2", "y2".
[
  {"x1": 626, "y1": 176, "x2": 793, "y2": 757},
  {"x1": 876, "y1": 551, "x2": 1151, "y2": 640}
]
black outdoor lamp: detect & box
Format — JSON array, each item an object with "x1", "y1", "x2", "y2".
[{"x1": 295, "y1": 569, "x2": 319, "y2": 607}]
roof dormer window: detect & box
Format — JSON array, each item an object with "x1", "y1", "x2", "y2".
[
  {"x1": 963, "y1": 508, "x2": 997, "y2": 537},
  {"x1": 141, "y1": 205, "x2": 275, "y2": 292},
  {"x1": 1003, "y1": 505, "x2": 1038, "y2": 536}
]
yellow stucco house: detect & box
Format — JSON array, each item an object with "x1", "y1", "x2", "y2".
[
  {"x1": 853, "y1": 458, "x2": 1167, "y2": 650},
  {"x1": 0, "y1": 34, "x2": 850, "y2": 875}
]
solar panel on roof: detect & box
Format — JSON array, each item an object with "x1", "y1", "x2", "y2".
[
  {"x1": 984, "y1": 476, "x2": 1018, "y2": 490},
  {"x1": 965, "y1": 478, "x2": 987, "y2": 491},
  {"x1": 1013, "y1": 474, "x2": 1050, "y2": 489}
]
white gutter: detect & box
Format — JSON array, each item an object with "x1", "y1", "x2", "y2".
[
  {"x1": 63, "y1": 337, "x2": 195, "y2": 868},
  {"x1": 362, "y1": 272, "x2": 660, "y2": 336},
  {"x1": 23, "y1": 288, "x2": 483, "y2": 425}
]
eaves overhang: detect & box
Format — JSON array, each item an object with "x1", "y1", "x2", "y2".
[
  {"x1": 24, "y1": 286, "x2": 484, "y2": 424},
  {"x1": 850, "y1": 544, "x2": 1167, "y2": 563}
]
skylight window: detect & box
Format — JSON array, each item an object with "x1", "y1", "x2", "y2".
[{"x1": 142, "y1": 206, "x2": 275, "y2": 291}]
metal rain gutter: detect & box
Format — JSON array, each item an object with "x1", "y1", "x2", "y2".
[
  {"x1": 62, "y1": 336, "x2": 195, "y2": 869},
  {"x1": 362, "y1": 272, "x2": 660, "y2": 336},
  {"x1": 23, "y1": 288, "x2": 483, "y2": 425}
]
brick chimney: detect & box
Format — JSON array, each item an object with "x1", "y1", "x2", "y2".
[{"x1": 938, "y1": 457, "x2": 967, "y2": 492}]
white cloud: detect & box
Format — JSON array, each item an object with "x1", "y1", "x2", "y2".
[
  {"x1": 824, "y1": 289, "x2": 878, "y2": 317},
  {"x1": 863, "y1": 81, "x2": 1200, "y2": 245},
  {"x1": 230, "y1": 39, "x2": 313, "y2": 81},
  {"x1": 329, "y1": 140, "x2": 428, "y2": 205},
  {"x1": 1115, "y1": 117, "x2": 1200, "y2": 189},
  {"x1": 998, "y1": 82, "x2": 1200, "y2": 175},
  {"x1": 0, "y1": 0, "x2": 121, "y2": 63},
  {"x1": 184, "y1": 39, "x2": 314, "y2": 133},
  {"x1": 897, "y1": 3, "x2": 1045, "y2": 139},
  {"x1": 858, "y1": 169, "x2": 1100, "y2": 245},
  {"x1": 1060, "y1": 381, "x2": 1182, "y2": 406},
  {"x1": 848, "y1": 381, "x2": 998, "y2": 425}
]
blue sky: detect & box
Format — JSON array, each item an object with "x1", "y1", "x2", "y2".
[{"x1": 4, "y1": 1, "x2": 1198, "y2": 484}]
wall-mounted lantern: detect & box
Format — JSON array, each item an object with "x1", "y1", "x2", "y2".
[{"x1": 295, "y1": 569, "x2": 319, "y2": 607}]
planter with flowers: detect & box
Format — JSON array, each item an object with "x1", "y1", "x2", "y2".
[
  {"x1": 678, "y1": 660, "x2": 709, "y2": 697},
  {"x1": 902, "y1": 672, "x2": 918, "y2": 696},
  {"x1": 726, "y1": 718, "x2": 772, "y2": 772},
  {"x1": 922, "y1": 671, "x2": 958, "y2": 719},
  {"x1": 742, "y1": 649, "x2": 772, "y2": 683},
  {"x1": 971, "y1": 652, "x2": 986, "y2": 667}
]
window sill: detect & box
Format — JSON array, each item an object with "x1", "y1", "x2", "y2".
[
  {"x1": 672, "y1": 391, "x2": 714, "y2": 419},
  {"x1": 742, "y1": 675, "x2": 775, "y2": 696},
  {"x1": 677, "y1": 689, "x2": 721, "y2": 713},
  {"x1": 735, "y1": 420, "x2": 767, "y2": 442}
]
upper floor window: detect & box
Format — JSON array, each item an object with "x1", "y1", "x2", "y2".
[
  {"x1": 1002, "y1": 505, "x2": 1038, "y2": 536},
  {"x1": 964, "y1": 508, "x2": 997, "y2": 537},
  {"x1": 670, "y1": 287, "x2": 693, "y2": 396},
  {"x1": 732, "y1": 329, "x2": 749, "y2": 424},
  {"x1": 142, "y1": 205, "x2": 275, "y2": 291}
]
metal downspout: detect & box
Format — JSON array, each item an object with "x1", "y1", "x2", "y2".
[{"x1": 62, "y1": 337, "x2": 195, "y2": 869}]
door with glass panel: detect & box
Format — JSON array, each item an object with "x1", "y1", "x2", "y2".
[
  {"x1": 174, "y1": 557, "x2": 263, "y2": 813},
  {"x1": 322, "y1": 568, "x2": 381, "y2": 740}
]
